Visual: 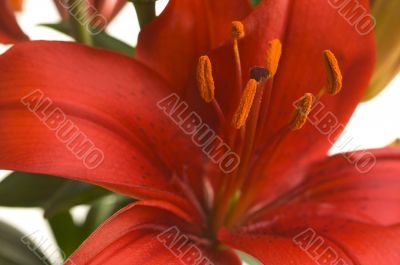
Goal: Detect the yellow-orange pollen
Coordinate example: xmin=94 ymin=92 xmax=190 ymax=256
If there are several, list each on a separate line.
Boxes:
xmin=265 ymin=39 xmax=282 ymax=78
xmin=231 ymin=79 xmax=258 ymax=129
xmin=289 ymin=93 xmax=314 ymax=130
xmin=231 ymin=21 xmax=245 ymax=40
xmin=323 ymin=50 xmax=343 ymax=96
xmin=196 ymin=55 xmax=215 ymax=103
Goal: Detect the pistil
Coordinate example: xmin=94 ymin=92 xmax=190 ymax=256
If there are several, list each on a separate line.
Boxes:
xmin=255 ymin=39 xmax=282 ymax=146
xmin=212 ymin=78 xmax=259 ymax=231
xmin=230 ymin=69 xmax=270 ymax=192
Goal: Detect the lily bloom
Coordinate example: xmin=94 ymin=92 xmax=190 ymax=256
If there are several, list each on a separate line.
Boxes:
xmin=1 ymin=0 xmax=399 ymax=264
xmin=54 ymin=0 xmax=127 ymax=28
xmin=0 ymin=0 xmax=126 ymax=45
xmin=0 ymin=0 xmax=28 ymax=44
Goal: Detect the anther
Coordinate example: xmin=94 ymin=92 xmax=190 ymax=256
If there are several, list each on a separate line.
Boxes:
xmin=196 ymin=55 xmax=215 ymax=103
xmin=231 ymin=21 xmax=245 ymax=98
xmin=289 ymin=93 xmax=314 ymax=130
xmin=232 ymin=79 xmax=258 ymax=129
xmin=323 ymin=50 xmax=342 ymax=96
xmin=231 ymin=21 xmax=245 ymax=40
xmin=265 ymin=39 xmax=282 ymax=78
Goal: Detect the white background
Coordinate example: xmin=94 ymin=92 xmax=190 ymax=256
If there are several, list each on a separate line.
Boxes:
xmin=0 ymin=0 xmax=399 ymax=263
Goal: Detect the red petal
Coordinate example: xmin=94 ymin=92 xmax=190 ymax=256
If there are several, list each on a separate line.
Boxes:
xmin=220 ymin=220 xmax=400 ymax=265
xmin=249 ymin=148 xmax=400 ymax=227
xmin=219 ymin=228 xmax=316 ymax=265
xmin=136 ymin=0 xmax=252 ymax=93
xmin=217 ymin=0 xmax=376 ymax=202
xmin=0 ymin=41 xmax=201 ymax=206
xmin=0 ymin=0 xmax=28 ymax=44
xmin=67 ymin=202 xmax=241 ymax=265
xmin=53 ymin=0 xmax=125 ymax=22
xmin=293 ymin=148 xmax=400 ymax=226
xmin=96 ymin=0 xmax=126 ymax=22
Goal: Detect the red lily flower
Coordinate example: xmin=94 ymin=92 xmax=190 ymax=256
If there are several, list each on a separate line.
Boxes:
xmin=0 ymin=0 xmax=28 ymax=44
xmin=54 ymin=0 xmax=127 ymax=26
xmin=1 ymin=0 xmax=399 ymax=264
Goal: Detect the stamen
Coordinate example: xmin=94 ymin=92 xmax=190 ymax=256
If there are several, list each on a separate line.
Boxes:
xmin=323 ymin=50 xmax=342 ymax=96
xmin=231 ymin=21 xmax=245 ymax=97
xmin=289 ymin=93 xmax=314 ymax=130
xmin=231 ymin=21 xmax=245 ymax=40
xmin=232 ymin=79 xmax=257 ymax=129
xmin=228 ymin=21 xmax=246 ymax=149
xmin=265 ymin=39 xmax=282 ymax=78
xmin=196 ymin=55 xmax=215 ymax=103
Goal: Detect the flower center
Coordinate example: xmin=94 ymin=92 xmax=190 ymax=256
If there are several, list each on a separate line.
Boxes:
xmin=195 ymin=21 xmax=343 ymax=233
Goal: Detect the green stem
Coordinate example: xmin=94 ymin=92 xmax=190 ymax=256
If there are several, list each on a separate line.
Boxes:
xmin=68 ymin=0 xmax=93 ymax=45
xmin=130 ymin=0 xmax=157 ymax=28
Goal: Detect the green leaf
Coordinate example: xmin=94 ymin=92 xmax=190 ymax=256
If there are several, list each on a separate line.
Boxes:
xmin=41 ymin=23 xmax=135 ymax=56
xmin=0 ymin=220 xmax=51 ymax=265
xmin=0 ymin=172 xmax=66 ymax=207
xmin=0 ymin=172 xmax=109 ymax=213
xmin=250 ymin=0 xmax=261 ymax=7
xmin=236 ymin=250 xmax=263 ymax=265
xmin=48 ymin=211 xmax=82 ymax=258
xmin=43 ymin=181 xmax=110 ymax=218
